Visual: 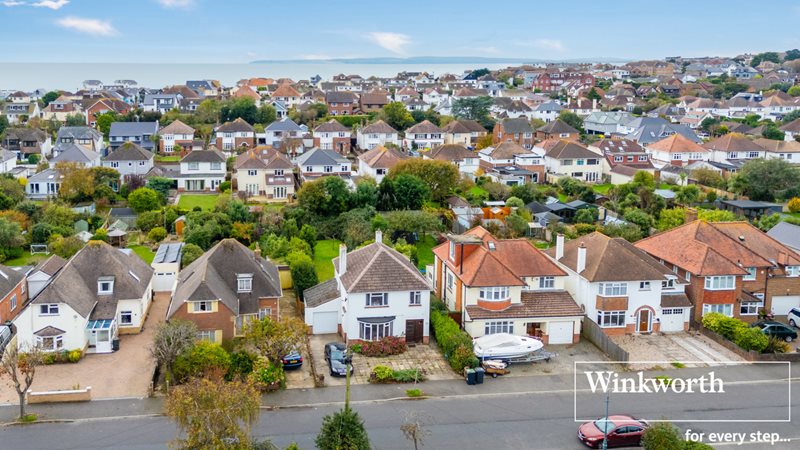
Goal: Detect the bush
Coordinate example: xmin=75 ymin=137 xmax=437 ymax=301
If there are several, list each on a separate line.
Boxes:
xmin=227 ymin=350 xmax=256 ymax=381
xmin=349 ymin=343 xmax=363 ymax=354
xmin=148 ymin=226 xmax=167 ymax=243
xmin=642 ymin=421 xmax=683 ymax=450
xmin=788 ymin=197 xmax=800 ymax=213
xmin=574 ymin=223 xmax=597 ymax=235
xmin=219 ymin=181 xmax=231 ymax=193
xmin=764 ymin=336 xmax=791 ymax=354
xmin=406 ymin=388 xmax=423 ymax=397
xmin=392 ymin=368 xmax=425 ymax=383
xmin=359 ymin=336 xmax=407 ymax=357
xmin=67 ymin=349 xmax=82 ymax=363
xmin=733 ymin=326 xmax=769 ymax=352
xmin=431 ymin=303 xmax=479 ymax=372
xmin=248 ymin=356 xmax=286 ymax=390
xmin=173 ymin=341 xmax=231 ymax=382
xmin=371 ymin=365 xmax=394 ymax=383
xmin=702 ymin=312 xmax=747 ymax=340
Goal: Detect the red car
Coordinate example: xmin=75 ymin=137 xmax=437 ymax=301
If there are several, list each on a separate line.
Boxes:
xmin=577 ymin=415 xmax=649 ymax=448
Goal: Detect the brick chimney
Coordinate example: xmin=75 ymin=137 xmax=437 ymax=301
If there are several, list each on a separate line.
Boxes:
xmin=338 ymin=244 xmax=347 ymax=275
xmin=685 ymin=207 xmax=698 ymax=223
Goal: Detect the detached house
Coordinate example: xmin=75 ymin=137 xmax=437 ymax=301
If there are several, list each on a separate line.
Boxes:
xmin=49 ymin=143 xmax=101 ymax=168
xmin=54 ymin=126 xmax=103 ymax=155
xmin=493 ymin=118 xmax=534 ymax=149
xmin=13 ymin=241 xmax=154 ymax=354
xmin=214 ymin=118 xmax=255 ymax=151
xmin=303 ymin=230 xmax=431 ymax=344
xmin=442 ymin=119 xmax=487 ymax=146
xmin=109 ymin=121 xmax=159 ymax=152
xmin=168 ymin=239 xmax=282 ymax=343
xmin=234 ymin=147 xmax=294 ymax=201
xmin=357 ymin=145 xmax=407 ymax=183
xmin=357 ymin=120 xmax=401 ymax=150
xmin=636 ymin=221 xmax=800 ymax=323
xmin=645 ymin=133 xmax=710 ymax=167
xmin=427 ymin=144 xmax=481 ymax=178
xmin=262 ymin=118 xmax=305 ymax=148
xmin=546 ymin=233 xmax=691 ymax=335
xmin=296 ymin=148 xmax=352 ymax=186
xmin=430 ymin=227 xmax=583 ymax=344
xmin=542 ymin=139 xmax=602 ymax=183
xmin=270 ymin=84 xmax=301 ymax=108
xmin=102 ymin=142 xmax=154 ymax=181
xmin=3 ymin=128 xmax=52 ymax=161
xmin=325 ymin=91 xmax=358 ymax=116
xmin=403 ymin=120 xmax=444 ymax=150
xmin=313 ymin=120 xmax=351 ymax=154
xmin=159 ymin=119 xmax=196 ymax=154
xmin=26 ymin=169 xmax=63 ymax=200
xmin=536 ymin=119 xmax=580 ymax=141
xmin=177 ymin=149 xmax=226 ymax=192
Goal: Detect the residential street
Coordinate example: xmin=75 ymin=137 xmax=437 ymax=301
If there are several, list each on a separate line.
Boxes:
xmin=2 ymin=366 xmax=798 ymax=450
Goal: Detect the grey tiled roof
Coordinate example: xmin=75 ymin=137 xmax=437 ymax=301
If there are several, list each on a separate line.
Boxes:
xmin=333 ymin=241 xmax=429 ymax=293
xmin=109 ymin=121 xmax=159 ymax=137
xmin=0 ymin=264 xmax=25 ymax=299
xmin=296 ymin=148 xmax=349 ymax=166
xmin=50 ymin=143 xmax=100 ymax=164
xmin=104 ymin=142 xmax=153 ymax=161
xmin=180 ymin=149 xmax=226 ymax=163
xmin=303 ymin=278 xmax=341 ymax=308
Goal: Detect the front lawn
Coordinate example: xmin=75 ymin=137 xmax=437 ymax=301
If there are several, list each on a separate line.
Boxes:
xmin=592 ymin=183 xmax=613 ymax=195
xmin=415 ymin=234 xmax=437 ymax=270
xmin=314 ymin=239 xmax=341 ymax=281
xmin=155 ymin=155 xmax=181 ymax=162
xmin=177 ymin=194 xmax=226 ymax=211
xmin=128 ymin=245 xmax=155 ymax=264
xmin=3 ymin=252 xmax=48 ymax=267
xmin=468 ymin=186 xmax=488 ymax=197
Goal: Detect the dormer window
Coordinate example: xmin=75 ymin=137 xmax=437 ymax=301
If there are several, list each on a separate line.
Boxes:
xmin=98 ymin=277 xmax=114 ymax=295
xmin=237 ymin=274 xmax=253 ymax=293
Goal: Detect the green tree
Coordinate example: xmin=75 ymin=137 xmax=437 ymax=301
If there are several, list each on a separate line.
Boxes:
xmin=601 ymin=222 xmax=643 ymax=242
xmin=0 ymin=116 xmax=9 ymax=137
xmin=150 ymin=320 xmax=198 ymax=387
xmin=94 ymin=112 xmax=118 ymax=139
xmin=287 ymin=251 xmax=318 ymax=300
xmin=452 ymin=96 xmax=494 ymax=124
xmin=785 ymin=49 xmax=800 ymax=61
xmin=697 ymin=209 xmax=739 ymax=222
xmin=0 ymin=217 xmax=24 ymax=261
xmin=220 ymin=97 xmax=259 ymax=124
xmin=676 ymin=185 xmax=700 ymax=204
xmin=148 ymin=226 xmax=167 ymax=242
xmin=147 ymin=177 xmax=174 ymax=200
xmin=49 ymin=235 xmax=85 ymax=259
xmin=256 ymin=104 xmax=277 ymax=125
xmin=181 ymin=243 xmax=204 ymax=267
xmin=389 ymin=159 xmax=459 ymax=202
xmin=385 ymin=174 xmax=430 ymax=210
xmin=128 ymin=187 xmax=162 ymax=213
xmin=509 ymin=183 xmax=541 ymax=204
xmin=315 ymin=407 xmax=371 ymax=450
xmin=623 ymin=208 xmax=655 ymax=236
xmin=558 ymin=111 xmax=584 ymax=132
xmin=731 ymin=159 xmax=800 ymax=201
xmin=585 ymin=88 xmax=602 ymax=101
xmin=574 ymin=208 xmax=599 ymax=224
xmin=657 ymin=208 xmax=686 ymax=231
xmin=750 ymin=52 xmax=781 ymax=67
xmin=641 ymin=421 xmax=683 ymax=450
xmin=788 ymin=85 xmax=800 ymax=97
xmin=756 ymin=213 xmax=781 ymax=232
xmin=380 ymin=102 xmax=415 ymax=131
xmin=195 ymin=99 xmax=221 ymax=124
xmin=173 ymin=341 xmax=232 ymax=381
xmin=40 ymin=91 xmax=60 ymax=107
xmin=352 ymin=178 xmax=379 ymax=209
xmin=296 ymin=176 xmax=352 ymax=216
xmin=299 ymin=224 xmax=317 ymax=253
xmin=761 ymin=125 xmax=785 ymax=141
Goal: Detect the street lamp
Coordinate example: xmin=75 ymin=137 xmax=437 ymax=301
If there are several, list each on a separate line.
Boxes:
xmin=602 ymin=389 xmax=611 ymax=450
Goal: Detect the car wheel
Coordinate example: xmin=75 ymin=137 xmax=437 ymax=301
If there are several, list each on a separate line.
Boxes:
xmin=790 ymin=319 xmax=797 ymax=327
xmin=785 ymin=335 xmax=793 ymax=342
xmin=330 ymin=369 xmax=336 ymax=376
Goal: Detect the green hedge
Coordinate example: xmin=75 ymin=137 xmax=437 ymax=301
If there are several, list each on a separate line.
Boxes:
xmin=702 ymin=312 xmax=769 ymax=353
xmin=430 ymin=301 xmax=479 ymax=372
xmin=324 ymin=115 xmax=371 ymax=128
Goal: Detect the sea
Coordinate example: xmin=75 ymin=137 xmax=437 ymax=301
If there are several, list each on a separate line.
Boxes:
xmin=0 ymin=62 xmax=517 ymax=92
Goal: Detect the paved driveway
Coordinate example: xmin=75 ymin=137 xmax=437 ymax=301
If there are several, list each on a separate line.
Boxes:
xmin=612 ymin=331 xmax=745 ymax=370
xmin=279 ymin=290 xmax=315 ymax=389
xmin=0 ymin=292 xmax=170 ymax=404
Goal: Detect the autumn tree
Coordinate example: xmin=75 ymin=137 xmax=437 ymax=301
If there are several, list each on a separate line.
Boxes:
xmin=55 ymin=162 xmax=95 ymax=202
xmin=150 ymin=320 xmax=198 ymax=387
xmin=0 ymin=345 xmax=45 ymax=421
xmin=388 ymin=159 xmax=460 ymax=202
xmin=165 ymin=371 xmax=261 ymax=450
xmin=242 ymin=317 xmax=307 ymax=364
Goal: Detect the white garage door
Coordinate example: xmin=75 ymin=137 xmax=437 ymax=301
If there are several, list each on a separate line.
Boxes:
xmin=152 ymin=272 xmax=176 ymax=292
xmin=312 ymin=311 xmax=338 ymax=334
xmin=772 ymin=296 xmax=800 ymax=316
xmin=548 ymin=321 xmax=574 ymax=344
xmin=660 ymin=308 xmax=685 ymax=333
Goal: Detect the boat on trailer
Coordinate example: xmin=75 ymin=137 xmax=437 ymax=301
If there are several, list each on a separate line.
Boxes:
xmin=472 ymin=333 xmax=544 ymax=360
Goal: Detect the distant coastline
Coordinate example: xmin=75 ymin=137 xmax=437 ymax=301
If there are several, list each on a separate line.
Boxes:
xmin=251 ymin=56 xmax=630 ymax=65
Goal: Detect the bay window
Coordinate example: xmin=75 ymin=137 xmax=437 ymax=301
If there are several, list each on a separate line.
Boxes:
xmin=704 ymin=276 xmax=735 ymax=290
xmin=359 ymin=319 xmax=392 ymax=341
xmin=599 ymin=282 xmax=627 ymax=297
xmin=478 ymin=286 xmax=510 ymax=301
xmin=36 ymin=335 xmax=64 ymax=351
xmin=703 ymin=303 xmax=733 ymax=317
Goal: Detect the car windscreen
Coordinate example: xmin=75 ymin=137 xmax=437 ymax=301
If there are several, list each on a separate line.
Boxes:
xmin=593 ymin=419 xmax=615 ymax=433
xmin=330 ymin=349 xmax=345 ymax=361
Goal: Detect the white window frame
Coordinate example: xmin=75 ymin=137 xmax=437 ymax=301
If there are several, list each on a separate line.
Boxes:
xmin=39 ymin=304 xmax=59 ymax=315
xmin=258 ymin=308 xmax=272 ymax=320
xmin=366 ymin=292 xmax=388 ymax=307
xmin=786 ymin=266 xmax=800 ymax=277
xmin=597 ymin=310 xmax=626 ymax=328
xmin=188 ymin=161 xmax=199 ymax=171
xmin=36 ymin=335 xmax=64 ymax=351
xmin=247 ymin=169 xmax=257 ymax=176
xmin=538 ymin=276 xmax=555 ymax=289
xmin=743 ymin=267 xmax=756 ymax=281
xmin=478 ymin=286 xmax=510 ymax=301
xmin=740 ymin=300 xmax=763 ymax=316
xmin=197 ymin=330 xmax=216 ymax=342
xmin=98 ymin=280 xmax=114 ymax=295
xmin=704 ymin=276 xmax=735 ymax=290
xmin=484 ymin=320 xmax=514 ymax=335
xmin=120 ymin=310 xmax=133 ymax=325
xmin=702 ymin=303 xmax=733 ymax=317
xmin=237 ymin=275 xmax=253 ymax=293
xmin=191 ymin=301 xmax=213 ymax=313
xmin=409 ymin=291 xmax=421 ymax=306
xmin=359 ymin=320 xmax=392 ymax=341
xmin=599 ymin=282 xmax=628 ymax=297
xmin=10 ymin=294 xmax=17 ymax=310
xmin=639 ymin=281 xmax=651 ymax=291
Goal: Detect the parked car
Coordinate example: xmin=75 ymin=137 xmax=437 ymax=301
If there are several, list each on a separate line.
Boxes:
xmin=0 ymin=325 xmax=12 ymax=355
xmin=281 ymin=350 xmax=303 ymax=369
xmin=577 ymin=415 xmax=648 ymax=448
xmin=324 ymin=342 xmax=353 ymax=377
xmin=788 ymin=308 xmax=800 ymax=328
xmin=751 ymin=320 xmax=798 ymax=342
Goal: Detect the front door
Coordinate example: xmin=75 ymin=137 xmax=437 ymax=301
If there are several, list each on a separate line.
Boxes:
xmin=637 ymin=309 xmax=651 ymax=333
xmin=405 ymin=319 xmax=423 ymax=344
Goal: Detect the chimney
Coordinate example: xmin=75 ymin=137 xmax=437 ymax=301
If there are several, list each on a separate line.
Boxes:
xmin=375 ymin=229 xmax=383 ymax=244
xmin=338 ymin=244 xmax=347 ymax=275
xmin=577 ymin=243 xmax=587 ymax=274
xmin=254 ymin=242 xmax=262 ymax=260
xmin=555 ymin=234 xmax=565 ymax=260
xmin=592 ymin=98 xmax=597 ymax=110
xmin=684 ymin=207 xmax=698 ymax=223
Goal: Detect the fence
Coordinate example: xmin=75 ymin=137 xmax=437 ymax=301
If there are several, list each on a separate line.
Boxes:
xmin=581 ymin=319 xmax=629 ymax=362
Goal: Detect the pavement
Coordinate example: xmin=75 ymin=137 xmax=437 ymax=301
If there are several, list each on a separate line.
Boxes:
xmin=613 ymin=331 xmax=745 ymax=370
xmin=0 ymin=292 xmax=170 ymax=404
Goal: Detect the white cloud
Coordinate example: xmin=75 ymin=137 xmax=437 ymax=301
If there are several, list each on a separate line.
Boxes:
xmin=56 ymin=16 xmax=117 ymax=36
xmin=514 ymin=38 xmax=566 ymax=53
xmin=33 ymin=0 xmax=69 ymax=9
xmin=157 ymin=0 xmax=194 ymax=8
xmin=2 ymin=1 xmax=26 ymax=6
xmin=366 ymin=32 xmax=411 ymax=55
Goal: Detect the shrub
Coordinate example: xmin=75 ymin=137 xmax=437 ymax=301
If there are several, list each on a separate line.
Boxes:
xmin=248 ymin=356 xmax=285 ymax=390
xmin=349 ymin=344 xmax=363 ymax=354
xmin=147 ymin=226 xmax=167 ymax=243
xmin=574 ymin=223 xmax=597 ymax=235
xmin=788 ymin=197 xmax=800 ymax=213
xmin=684 ymin=441 xmax=715 ymax=450
xmin=67 ymin=349 xmax=82 ymax=363
xmin=173 ymin=341 xmax=231 ymax=382
xmin=371 ymin=365 xmax=394 ymax=383
xmin=406 ymin=388 xmax=423 ymax=397
xmin=219 ymin=181 xmax=231 ymax=193
xmin=733 ymin=326 xmax=769 ymax=352
xmin=701 ymin=312 xmax=725 ymax=332
xmin=359 ymin=336 xmax=407 ymax=357
xmin=430 ymin=304 xmax=478 ymax=372
xmin=42 ymin=353 xmax=57 ymax=365
xmin=392 ymin=368 xmax=425 ymax=383
xmin=764 ymin=336 xmax=791 ymax=354
xmin=641 ymin=421 xmax=683 ymax=450
xmin=227 ymin=350 xmax=256 ymax=381
xmin=716 ymin=316 xmax=748 ymax=341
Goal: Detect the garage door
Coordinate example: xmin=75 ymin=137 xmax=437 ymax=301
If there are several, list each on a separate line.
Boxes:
xmin=548 ymin=321 xmax=574 ymax=344
xmin=660 ymin=308 xmax=685 ymax=333
xmin=312 ymin=311 xmax=338 ymax=334
xmin=152 ymin=272 xmax=176 ymax=292
xmin=772 ymin=296 xmax=800 ymax=316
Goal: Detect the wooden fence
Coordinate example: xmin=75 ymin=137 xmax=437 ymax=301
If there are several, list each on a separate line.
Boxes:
xmin=581 ymin=319 xmax=629 ymax=362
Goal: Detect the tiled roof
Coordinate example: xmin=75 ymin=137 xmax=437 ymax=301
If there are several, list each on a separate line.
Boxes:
xmin=360 ymin=120 xmax=397 ymax=135
xmin=181 ymin=149 xmax=226 ymax=163
xmin=661 ymin=293 xmax=692 ymax=308
xmin=334 ymin=241 xmax=429 ymax=293
xmin=544 ymin=140 xmax=598 ymax=159
xmin=104 ymin=142 xmax=153 ymax=161
xmin=429 ymin=144 xmax=474 ymax=162
xmin=159 ymin=119 xmax=195 ymax=135
xmin=500 ymin=118 xmax=533 ymax=134
xmin=406 ymin=120 xmax=443 ymax=135
xmin=703 ymin=133 xmax=761 ymax=152
xmin=271 ymin=84 xmax=300 ymax=98
xmin=216 ymin=117 xmax=254 ymax=133
xmin=647 ymin=133 xmax=708 ymax=154
xmin=537 ymin=119 xmax=578 ymax=135
xmin=314 ymin=119 xmax=350 ymax=133
xmin=486 ymin=141 xmax=532 ymax=159
xmin=466 ymin=290 xmax=582 ymax=319
xmin=303 ymin=278 xmax=340 ymax=308
xmin=358 ymin=145 xmax=407 ymax=168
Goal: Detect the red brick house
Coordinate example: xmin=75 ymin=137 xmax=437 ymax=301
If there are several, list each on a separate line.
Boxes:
xmin=85 ymin=98 xmax=131 ymax=127
xmin=214 ymin=118 xmax=255 ymax=151
xmin=492 ymin=118 xmax=534 ymax=149
xmin=0 ymin=264 xmax=27 ymax=324
xmin=325 ymin=91 xmax=358 ymax=116
xmin=167 ymin=239 xmax=282 ymax=342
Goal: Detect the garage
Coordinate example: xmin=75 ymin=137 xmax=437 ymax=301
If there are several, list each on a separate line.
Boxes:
xmin=312 ymin=311 xmax=339 ymax=334
xmin=547 ymin=321 xmax=574 ymax=344
xmin=660 ymin=308 xmax=686 ymax=333
xmin=771 ymin=296 xmax=800 ymax=316
xmin=151 ymin=243 xmax=183 ymax=293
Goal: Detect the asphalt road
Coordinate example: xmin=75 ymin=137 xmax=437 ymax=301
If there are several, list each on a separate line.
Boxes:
xmin=3 ymin=380 xmax=798 ymax=450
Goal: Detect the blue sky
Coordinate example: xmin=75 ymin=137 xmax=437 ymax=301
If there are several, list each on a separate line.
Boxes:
xmin=1 ymin=0 xmax=799 ymax=63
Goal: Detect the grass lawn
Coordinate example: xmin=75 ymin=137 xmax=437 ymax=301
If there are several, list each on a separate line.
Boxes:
xmin=177 ymin=193 xmax=227 ymax=211
xmin=3 ymin=252 xmax=48 ymax=267
xmin=558 ymin=193 xmax=569 ymax=203
xmin=155 ymin=155 xmax=181 ymax=162
xmin=128 ymin=245 xmax=155 ymax=264
xmin=592 ymin=183 xmax=613 ymax=195
xmin=415 ymin=234 xmax=438 ymax=270
xmin=314 ymin=239 xmax=341 ymax=281
xmin=469 ymin=186 xmax=488 ymax=197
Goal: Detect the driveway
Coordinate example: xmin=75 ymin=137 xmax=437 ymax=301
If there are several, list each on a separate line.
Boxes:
xmin=280 ymin=290 xmax=315 ymax=390
xmin=500 ymin=340 xmax=611 ymax=378
xmin=612 ymin=331 xmax=745 ymax=370
xmin=0 ymin=292 xmax=170 ymax=404
xmin=309 ymin=334 xmax=457 ymax=386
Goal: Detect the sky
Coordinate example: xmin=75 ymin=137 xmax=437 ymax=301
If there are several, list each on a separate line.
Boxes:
xmin=1 ymin=0 xmax=799 ymax=63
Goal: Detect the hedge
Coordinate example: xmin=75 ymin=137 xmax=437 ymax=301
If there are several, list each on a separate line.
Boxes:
xmin=430 ymin=301 xmax=479 ymax=372
xmin=702 ymin=312 xmax=769 ymax=353
xmin=324 ymin=115 xmax=371 ymax=128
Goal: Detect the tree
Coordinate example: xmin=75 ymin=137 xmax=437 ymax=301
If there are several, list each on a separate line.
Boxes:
xmin=452 ymin=96 xmax=494 ymax=123
xmin=287 ymin=251 xmax=318 ymax=300
xmin=389 ymin=159 xmax=460 ymax=202
xmin=384 ymin=210 xmax=442 ymax=237
xmin=136 ymin=210 xmax=164 ymax=232
xmin=585 ymin=88 xmax=602 ymax=101
xmin=697 ymin=209 xmax=738 ymax=222
xmin=731 ymin=159 xmax=800 ymax=201
xmin=128 ymin=187 xmax=162 ymax=213
xmin=0 ymin=217 xmax=24 ymax=261
xmin=574 ymin=208 xmax=599 ymax=224
xmin=756 ymin=213 xmax=781 ymax=232
xmin=148 ymin=226 xmax=167 ymax=242
xmin=65 ymin=114 xmax=86 ymax=126
xmin=256 ymin=104 xmax=277 ymax=125
xmin=0 ymin=345 xmax=45 ymax=421
xmin=750 ymin=52 xmax=781 ymax=67
xmin=623 ymin=209 xmax=655 ymax=236
xmin=0 ymin=116 xmax=9 ymax=137
xmin=241 ymin=317 xmax=307 ymax=364
xmin=165 ymin=372 xmax=260 ymax=450
xmin=95 ymin=112 xmax=118 ymax=138
xmin=299 ymin=224 xmax=317 ymax=253
xmin=601 ymin=222 xmax=644 ymax=242
xmin=788 ymin=85 xmax=800 ymax=97
xmin=150 ymin=320 xmax=198 ymax=387
xmin=676 ymin=185 xmax=700 ymax=205
xmin=40 ymin=91 xmax=60 ymax=107
xmin=380 ymin=102 xmax=415 ymax=131
xmin=384 ymin=174 xmax=430 ymax=210
xmin=657 ymin=208 xmax=686 ymax=231
xmin=55 ymin=162 xmax=95 ymax=202
xmin=220 ymin=97 xmax=259 ymax=124
xmin=505 ymin=196 xmax=524 ymax=208
xmin=49 ymin=235 xmax=85 ymax=259
xmin=483 ymin=182 xmax=511 ymax=201
xmin=786 ymin=49 xmax=800 ymax=61
xmin=296 ymin=176 xmax=351 ymax=216
xmin=641 ymin=421 xmax=683 ymax=450
xmin=401 ymin=411 xmax=431 ymax=450
xmin=691 ymin=168 xmax=725 ymax=189
xmin=509 ymin=183 xmax=541 ymax=204
xmin=181 ymin=243 xmax=204 ymax=267
xmin=782 ymin=109 xmax=800 ymax=125
xmin=761 ymin=125 xmax=785 ymax=141
xmin=352 ymin=178 xmax=379 ymax=209
xmin=558 ymin=110 xmax=584 ymax=132
xmin=315 ymin=406 xmax=371 ymax=450
xmin=147 ymin=177 xmax=174 ymax=200
xmin=476 ymin=134 xmax=493 ymax=150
